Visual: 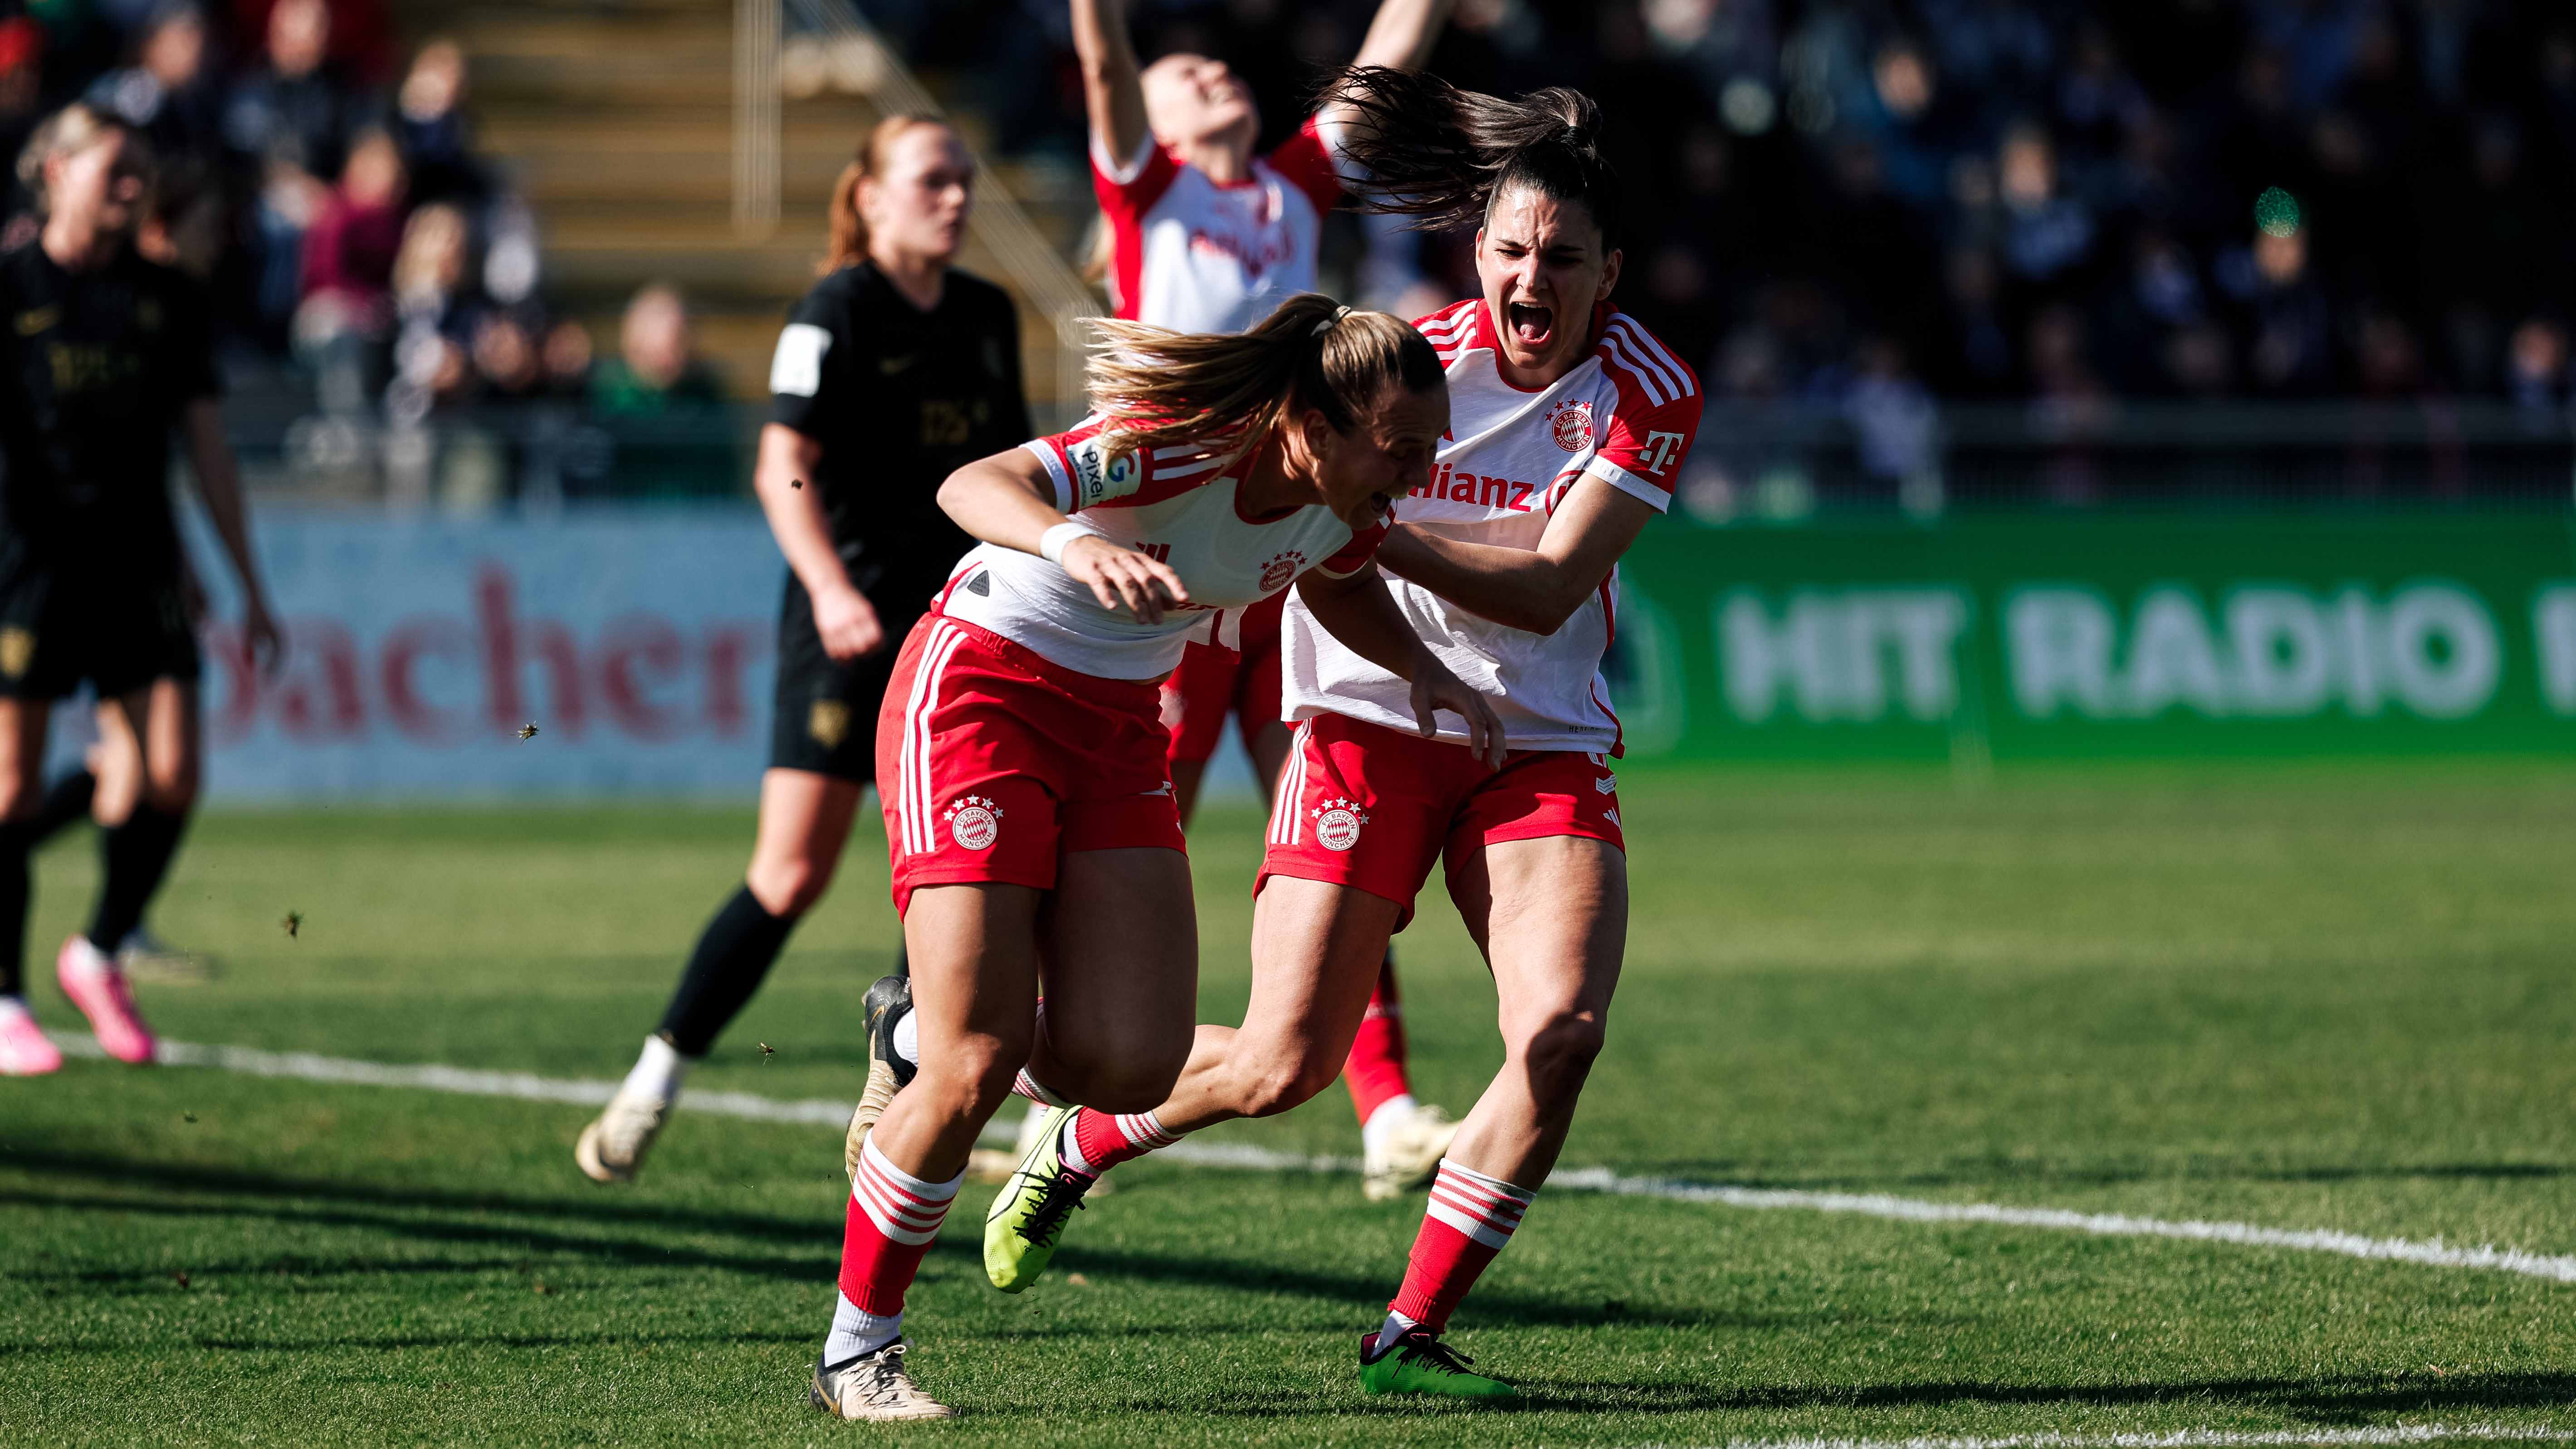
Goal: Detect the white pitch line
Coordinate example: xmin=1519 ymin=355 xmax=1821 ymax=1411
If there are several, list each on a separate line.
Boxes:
xmin=46 ymin=1034 xmax=2576 ymax=1286
xmin=1718 ymin=1428 xmax=2575 ymax=1449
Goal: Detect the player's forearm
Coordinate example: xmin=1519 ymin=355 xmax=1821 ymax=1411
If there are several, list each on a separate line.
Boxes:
xmin=183 ymin=401 xmax=270 ymax=606
xmin=1350 ymin=0 xmax=1454 ymax=71
xmin=752 ymin=423 xmax=857 ymax=601
xmin=1294 ymin=567 xmax=1441 ymax=683
xmin=1373 ymin=527 xmax=1595 ymax=634
xmin=937 ymin=450 xmax=1073 ymax=558
xmin=1070 ymin=0 xmax=1149 ymax=162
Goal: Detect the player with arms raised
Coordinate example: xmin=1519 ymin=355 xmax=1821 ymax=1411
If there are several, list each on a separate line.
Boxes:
xmin=984 ymin=72 xmax=1701 ymax=1401
xmin=1054 ymin=0 xmax=1464 ymax=1197
xmin=807 ymin=294 xmax=1500 ymax=1420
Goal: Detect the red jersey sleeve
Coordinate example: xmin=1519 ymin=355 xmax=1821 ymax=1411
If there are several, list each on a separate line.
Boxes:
xmin=1090 ymin=130 xmax=1183 ymax=321
xmin=1264 ymin=115 xmax=1345 ymax=219
xmin=1313 ymin=518 xmax=1390 ymax=578
xmin=1588 ymin=316 xmax=1705 ymax=511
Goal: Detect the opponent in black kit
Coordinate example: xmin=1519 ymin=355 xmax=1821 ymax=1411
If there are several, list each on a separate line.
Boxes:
xmin=0 ymin=105 xmax=284 ymax=1077
xmin=577 ymin=114 xmax=1029 ymax=1180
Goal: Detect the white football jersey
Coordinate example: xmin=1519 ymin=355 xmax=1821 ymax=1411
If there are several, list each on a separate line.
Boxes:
xmin=935 ymin=416 xmax=1387 ymax=680
xmin=1092 ymin=118 xmax=1349 ymax=336
xmin=1280 ymin=300 xmax=1703 ymax=754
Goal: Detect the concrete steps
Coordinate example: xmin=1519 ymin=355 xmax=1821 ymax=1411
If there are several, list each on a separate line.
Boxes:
xmin=387 ymin=0 xmax=1096 ymax=414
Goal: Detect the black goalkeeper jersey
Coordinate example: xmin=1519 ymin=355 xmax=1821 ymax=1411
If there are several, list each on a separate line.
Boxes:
xmin=767 ymin=262 xmax=1031 ymax=608
xmin=0 ymin=240 xmax=218 ymax=571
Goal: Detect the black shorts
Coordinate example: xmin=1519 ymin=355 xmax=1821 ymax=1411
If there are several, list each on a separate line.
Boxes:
xmin=768 ymin=572 xmax=923 ymax=784
xmin=0 ymin=544 xmax=200 ymax=701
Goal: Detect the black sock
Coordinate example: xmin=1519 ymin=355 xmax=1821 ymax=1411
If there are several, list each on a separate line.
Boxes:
xmin=655 ymin=885 xmax=801 ymax=1057
xmin=28 ymin=769 xmax=96 ymax=848
xmin=88 ymin=805 xmax=188 ymax=953
xmin=0 ymin=819 xmax=33 ymax=999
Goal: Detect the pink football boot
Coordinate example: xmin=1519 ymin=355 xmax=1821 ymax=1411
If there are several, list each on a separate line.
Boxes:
xmin=56 ymin=935 xmax=156 ymax=1064
xmin=0 ymin=1001 xmax=61 ymax=1075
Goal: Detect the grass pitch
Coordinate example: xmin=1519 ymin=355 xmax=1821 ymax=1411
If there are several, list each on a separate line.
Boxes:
xmin=4 ymin=761 xmax=2574 ymax=1445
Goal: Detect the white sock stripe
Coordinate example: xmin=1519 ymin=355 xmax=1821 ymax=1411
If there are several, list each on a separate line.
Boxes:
xmin=1427 ymin=1179 xmax=1527 ymax=1233
xmin=852 ymin=1175 xmax=951 ymax=1245
xmin=1013 ymin=1069 xmax=1072 ymax=1109
xmin=1437 ymin=1159 xmax=1536 ymax=1204
xmin=852 ymin=1162 xmax=955 ymax=1236
xmin=1115 ymin=1111 xmax=1178 ymax=1149
xmin=860 ymin=1135 xmax=965 ymax=1202
xmin=1424 ymin=1197 xmax=1518 ymax=1249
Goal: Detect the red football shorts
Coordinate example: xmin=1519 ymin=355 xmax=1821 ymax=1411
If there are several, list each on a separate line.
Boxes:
xmin=1159 ymin=591 xmax=1287 ymax=766
xmin=877 ymin=615 xmax=1185 ymax=915
xmin=1258 ymin=711 xmax=1626 ymax=929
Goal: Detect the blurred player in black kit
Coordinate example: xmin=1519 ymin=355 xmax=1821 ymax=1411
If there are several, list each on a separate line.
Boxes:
xmin=577 ymin=113 xmax=1029 ymax=1181
xmin=0 ymin=104 xmax=284 ymax=1077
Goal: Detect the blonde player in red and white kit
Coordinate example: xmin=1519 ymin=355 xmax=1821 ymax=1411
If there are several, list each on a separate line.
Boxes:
xmin=989 ymin=73 xmax=1701 ymax=1401
xmin=808 ymin=294 xmax=1501 ymax=1422
xmin=1063 ymin=0 xmax=1465 ymax=1199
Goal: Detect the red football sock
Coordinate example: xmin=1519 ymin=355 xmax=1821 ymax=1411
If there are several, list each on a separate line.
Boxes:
xmin=1343 ymin=952 xmax=1412 ymax=1126
xmin=1388 ymin=1159 xmax=1535 ymax=1333
xmin=1065 ymin=1106 xmax=1180 ymax=1175
xmin=837 ymin=1137 xmax=961 ymax=1315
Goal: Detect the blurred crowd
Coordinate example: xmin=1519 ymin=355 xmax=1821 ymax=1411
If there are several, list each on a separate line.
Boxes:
xmin=0 ymin=0 xmax=728 ymax=490
xmin=897 ymin=0 xmax=2576 ymax=415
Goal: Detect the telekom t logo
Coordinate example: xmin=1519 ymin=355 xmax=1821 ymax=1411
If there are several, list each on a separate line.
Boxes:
xmin=1638 ymin=431 xmax=1687 ymax=475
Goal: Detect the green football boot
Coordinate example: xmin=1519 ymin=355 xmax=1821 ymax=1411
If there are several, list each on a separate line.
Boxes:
xmin=1357 ymin=1327 xmax=1519 ymax=1400
xmin=982 ymin=1104 xmax=1094 ymax=1292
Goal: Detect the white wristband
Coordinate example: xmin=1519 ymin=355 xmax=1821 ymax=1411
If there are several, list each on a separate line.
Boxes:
xmin=1038 ymin=522 xmax=1089 ymax=565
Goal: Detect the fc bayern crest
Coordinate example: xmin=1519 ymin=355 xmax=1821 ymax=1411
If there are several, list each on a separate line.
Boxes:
xmin=945 ymin=795 xmax=1003 ymax=851
xmin=1312 ymin=797 xmax=1369 ymax=852
xmin=1548 ymin=399 xmax=1594 ymax=453
xmin=1259 ymin=551 xmax=1307 ymax=592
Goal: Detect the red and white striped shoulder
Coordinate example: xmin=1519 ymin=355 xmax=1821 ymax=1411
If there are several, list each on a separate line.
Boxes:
xmin=1412 ymin=299 xmax=1486 ymax=366
xmin=1591 ymin=309 xmax=1701 ymax=411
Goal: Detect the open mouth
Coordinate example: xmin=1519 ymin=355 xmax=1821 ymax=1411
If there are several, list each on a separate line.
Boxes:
xmin=1506 ymin=301 xmax=1555 ymax=349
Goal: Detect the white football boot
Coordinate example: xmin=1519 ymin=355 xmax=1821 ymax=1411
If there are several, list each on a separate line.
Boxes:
xmin=1362 ymin=1101 xmax=1460 ymax=1202
xmin=575 ymin=1087 xmax=670 ymax=1183
xmin=810 ymin=1340 xmax=956 ymax=1421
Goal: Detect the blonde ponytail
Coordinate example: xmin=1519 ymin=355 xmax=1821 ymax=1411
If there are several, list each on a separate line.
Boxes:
xmin=1085 ymin=293 xmax=1444 ymax=465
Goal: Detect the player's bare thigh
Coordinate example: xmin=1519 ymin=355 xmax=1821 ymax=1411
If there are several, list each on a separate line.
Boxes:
xmin=1441 ymin=834 xmax=1628 ymax=1183
xmin=1226 ymin=875 xmax=1399 ymax=1115
xmin=1028 ymin=846 xmax=1197 ymax=1114
xmin=873 ymin=880 xmax=1045 ymax=1174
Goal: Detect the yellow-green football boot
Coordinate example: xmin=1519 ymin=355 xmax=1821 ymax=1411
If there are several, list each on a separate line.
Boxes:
xmin=982 ymin=1104 xmax=1094 ymax=1292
